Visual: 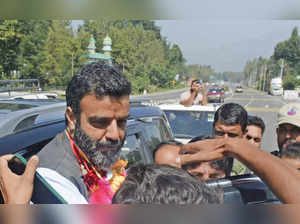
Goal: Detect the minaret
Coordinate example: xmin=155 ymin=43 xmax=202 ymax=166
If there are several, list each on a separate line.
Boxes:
xmin=102 ymin=35 xmax=112 ymax=57
xmin=88 ymin=35 xmax=96 ymax=54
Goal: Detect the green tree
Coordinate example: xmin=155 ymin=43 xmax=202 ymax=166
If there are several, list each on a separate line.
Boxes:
xmin=39 ymin=20 xmax=76 ymax=87
xmin=0 ymin=20 xmax=23 ymax=76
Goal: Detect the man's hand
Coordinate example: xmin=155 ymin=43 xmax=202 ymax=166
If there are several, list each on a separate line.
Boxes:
xmin=0 ymin=155 xmax=39 ymax=204
xmin=191 ymin=82 xmax=201 ymax=93
xmin=179 ymin=139 xmax=227 ymax=165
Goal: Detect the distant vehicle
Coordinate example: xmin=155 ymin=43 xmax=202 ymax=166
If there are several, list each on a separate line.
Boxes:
xmin=207 ymin=88 xmax=225 ymax=103
xmin=0 ymin=92 xmax=59 ymax=100
xmin=11 ymin=93 xmax=58 ymax=100
xmin=269 ymin=77 xmax=283 ymax=96
xmin=159 ymin=104 xmax=219 ymax=144
xmin=235 ymin=86 xmax=243 ymax=93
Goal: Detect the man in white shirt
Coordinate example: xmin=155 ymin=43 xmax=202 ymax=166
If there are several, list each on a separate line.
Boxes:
xmin=180 ymin=79 xmax=207 ymax=106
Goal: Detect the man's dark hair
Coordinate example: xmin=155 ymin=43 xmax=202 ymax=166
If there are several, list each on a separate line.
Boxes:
xmin=112 ymin=164 xmax=223 ymax=204
xmin=281 ymin=142 xmax=300 ymax=159
xmin=213 ymin=103 xmax=248 ymax=133
xmin=66 ymin=62 xmax=131 ymax=117
xmin=153 ymin=140 xmax=183 ymax=160
xmin=186 ymin=135 xmax=233 ymax=177
xmin=247 ymin=116 xmax=265 ymax=135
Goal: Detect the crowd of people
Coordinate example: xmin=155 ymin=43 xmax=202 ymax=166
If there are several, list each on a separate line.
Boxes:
xmin=1 ymin=62 xmax=300 ymax=204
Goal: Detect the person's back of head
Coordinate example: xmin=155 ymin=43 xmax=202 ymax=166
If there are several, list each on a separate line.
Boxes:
xmin=213 ymin=103 xmax=248 ymax=133
xmin=112 ymin=164 xmax=223 ymax=204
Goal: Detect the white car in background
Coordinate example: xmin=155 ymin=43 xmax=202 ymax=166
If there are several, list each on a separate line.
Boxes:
xmin=159 ymin=104 xmax=220 ymax=144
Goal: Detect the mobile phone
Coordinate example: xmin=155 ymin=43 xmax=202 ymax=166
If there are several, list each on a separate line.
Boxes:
xmin=0 ymin=153 xmax=67 ymax=204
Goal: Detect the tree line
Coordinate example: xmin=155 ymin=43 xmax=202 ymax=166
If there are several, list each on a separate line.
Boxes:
xmin=0 ymin=20 xmax=188 ymax=94
xmin=244 ymin=27 xmax=300 ymax=91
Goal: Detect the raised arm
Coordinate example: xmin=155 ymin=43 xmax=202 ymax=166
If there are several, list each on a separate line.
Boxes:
xmin=180 ymin=138 xmax=300 ymax=203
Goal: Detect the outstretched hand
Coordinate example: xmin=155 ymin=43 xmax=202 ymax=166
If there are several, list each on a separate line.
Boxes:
xmin=179 ymin=139 xmax=227 ymax=165
xmin=0 ymin=155 xmax=39 ymax=204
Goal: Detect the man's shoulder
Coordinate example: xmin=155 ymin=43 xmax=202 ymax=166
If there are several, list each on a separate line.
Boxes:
xmin=38 ymin=131 xmax=76 ymax=172
xmin=37 ymin=131 xmax=89 ymax=199
xmin=37 ymin=168 xmax=88 ymax=204
xmin=180 ymin=90 xmax=191 ymax=99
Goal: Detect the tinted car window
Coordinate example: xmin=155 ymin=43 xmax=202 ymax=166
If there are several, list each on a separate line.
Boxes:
xmin=142 ymin=117 xmax=173 ymax=152
xmin=209 ymin=88 xmax=221 ymax=93
xmin=121 ymin=133 xmax=143 ymax=167
xmin=164 ymin=110 xmax=214 ymax=139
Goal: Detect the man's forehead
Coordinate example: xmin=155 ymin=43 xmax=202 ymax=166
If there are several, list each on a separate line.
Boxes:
xmin=215 ymin=121 xmax=242 ymax=130
xmin=247 ymin=125 xmax=262 ymax=133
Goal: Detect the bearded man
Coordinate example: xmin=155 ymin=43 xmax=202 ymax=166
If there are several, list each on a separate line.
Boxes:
xmin=34 ymin=62 xmax=131 ymax=203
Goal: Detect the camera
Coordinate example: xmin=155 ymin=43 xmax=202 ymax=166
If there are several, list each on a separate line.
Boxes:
xmin=195 ymin=80 xmax=202 ymax=85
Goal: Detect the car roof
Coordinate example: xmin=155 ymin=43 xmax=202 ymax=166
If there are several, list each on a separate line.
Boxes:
xmin=158 ymin=104 xmax=220 ymax=112
xmin=130 ymin=104 xmax=164 ymax=119
xmin=0 ymin=102 xmax=66 ymax=137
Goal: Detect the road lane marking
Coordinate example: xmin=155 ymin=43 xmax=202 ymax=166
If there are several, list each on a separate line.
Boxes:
xmin=245 ymin=107 xmax=280 ymax=112
xmin=228 ymin=98 xmax=284 ymax=102
xmin=244 ymin=96 xmax=254 ymax=108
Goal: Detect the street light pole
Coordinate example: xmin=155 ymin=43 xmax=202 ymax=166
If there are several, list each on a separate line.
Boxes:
xmin=280 ymin=59 xmax=284 ymax=79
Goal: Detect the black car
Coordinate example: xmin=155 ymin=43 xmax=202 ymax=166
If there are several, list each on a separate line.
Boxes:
xmin=0 ymin=100 xmax=173 ymax=167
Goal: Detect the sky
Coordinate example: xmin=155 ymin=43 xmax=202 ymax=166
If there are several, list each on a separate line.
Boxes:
xmin=156 ymin=20 xmax=300 ymax=73
xmin=72 ymin=0 xmax=300 ymax=73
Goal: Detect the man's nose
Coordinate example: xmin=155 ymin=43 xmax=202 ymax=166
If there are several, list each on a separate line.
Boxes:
xmin=105 ymin=120 xmax=120 ymax=141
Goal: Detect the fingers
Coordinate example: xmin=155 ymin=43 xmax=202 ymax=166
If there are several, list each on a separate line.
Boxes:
xmin=180 ymin=139 xmax=225 ymax=154
xmin=180 ymin=148 xmax=226 ymax=165
xmin=23 ymin=156 xmax=39 ymax=184
xmin=0 ymin=157 xmax=9 ymax=177
xmin=1 ymin=155 xmax=14 ymax=161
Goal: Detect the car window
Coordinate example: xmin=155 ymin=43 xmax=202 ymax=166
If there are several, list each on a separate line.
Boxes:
xmin=142 ymin=117 xmax=173 ymax=153
xmin=209 ymin=88 xmax=220 ymax=92
xmin=164 ymin=110 xmax=214 ymax=139
xmin=121 ymin=133 xmax=144 ymax=167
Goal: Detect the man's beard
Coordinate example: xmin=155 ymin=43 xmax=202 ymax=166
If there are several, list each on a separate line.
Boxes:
xmin=73 ymin=122 xmax=124 ymax=170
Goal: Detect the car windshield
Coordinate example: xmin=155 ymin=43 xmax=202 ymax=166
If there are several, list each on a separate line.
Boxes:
xmin=164 ymin=110 xmax=214 ymax=139
xmin=209 ymin=88 xmax=220 ymax=93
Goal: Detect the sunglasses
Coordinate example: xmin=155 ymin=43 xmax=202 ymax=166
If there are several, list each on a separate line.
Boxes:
xmin=246 ymin=135 xmax=261 ymax=143
xmin=214 ymin=130 xmax=239 ymax=138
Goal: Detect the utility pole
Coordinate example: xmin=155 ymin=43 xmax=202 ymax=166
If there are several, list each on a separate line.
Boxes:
xmin=263 ymin=64 xmax=267 ymax=92
xmin=280 ymin=59 xmax=284 ymax=79
xmin=72 ymin=53 xmax=74 ymax=76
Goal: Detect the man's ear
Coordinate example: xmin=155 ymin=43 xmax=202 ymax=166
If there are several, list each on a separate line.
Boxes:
xmin=66 ymin=107 xmax=77 ymax=134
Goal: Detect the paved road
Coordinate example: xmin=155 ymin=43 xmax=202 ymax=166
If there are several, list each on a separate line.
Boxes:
xmin=224 ymin=89 xmax=289 ymax=153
